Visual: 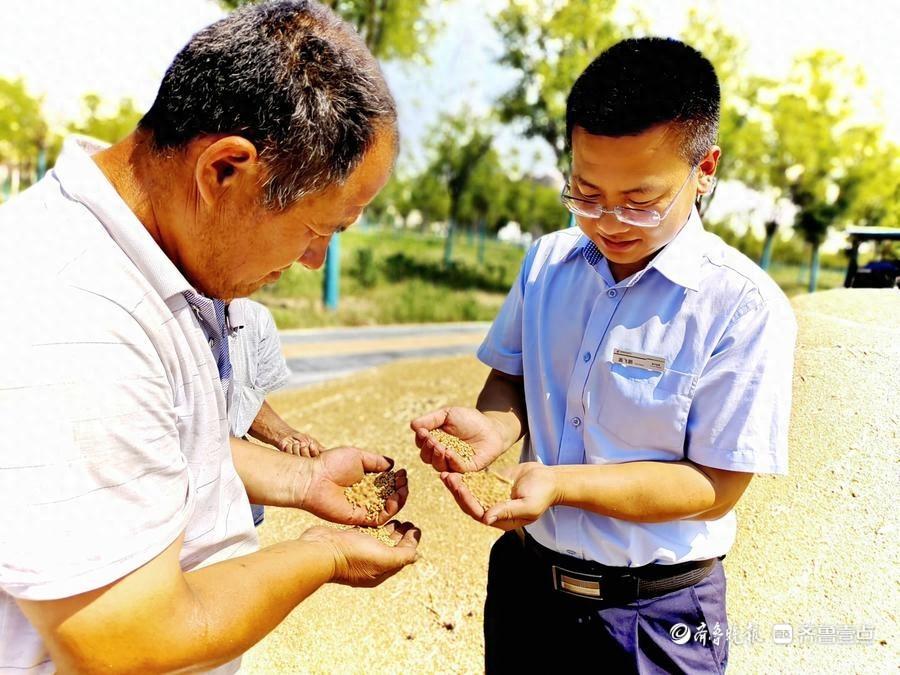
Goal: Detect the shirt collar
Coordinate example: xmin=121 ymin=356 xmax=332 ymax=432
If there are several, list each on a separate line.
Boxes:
xmin=51 ymin=135 xmax=195 ymax=301
xmin=561 ymin=208 xmax=705 ymax=292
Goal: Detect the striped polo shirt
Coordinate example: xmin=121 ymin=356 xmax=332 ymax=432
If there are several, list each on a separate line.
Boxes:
xmin=0 ymin=136 xmax=258 ymax=674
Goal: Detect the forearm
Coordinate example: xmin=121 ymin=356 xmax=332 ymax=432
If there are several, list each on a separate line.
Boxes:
xmin=230 ymin=435 xmax=306 ymax=507
xmin=247 ymin=400 xmax=294 ymax=447
xmin=29 ymin=537 xmax=335 ymax=675
xmin=553 ymin=460 xmax=719 ymax=523
xmin=174 ymin=539 xmax=334 ymax=672
xmin=476 ymin=369 xmax=527 ymax=449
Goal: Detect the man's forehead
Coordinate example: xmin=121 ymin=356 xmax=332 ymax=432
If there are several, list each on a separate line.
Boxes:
xmin=572 ymin=124 xmax=682 ymax=164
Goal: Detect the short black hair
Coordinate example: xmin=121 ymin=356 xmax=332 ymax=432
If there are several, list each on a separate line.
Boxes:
xmin=565 ymin=37 xmax=719 ymax=165
xmin=139 ymin=0 xmax=396 ymax=209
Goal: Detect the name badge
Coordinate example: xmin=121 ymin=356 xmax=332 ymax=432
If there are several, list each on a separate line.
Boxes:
xmin=612 ymin=348 xmax=666 ymax=373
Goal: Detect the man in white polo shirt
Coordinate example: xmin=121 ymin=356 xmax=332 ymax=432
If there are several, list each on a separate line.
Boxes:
xmin=0 ymin=3 xmax=418 ymax=673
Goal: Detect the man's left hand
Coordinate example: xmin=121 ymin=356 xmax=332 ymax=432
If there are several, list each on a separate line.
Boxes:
xmin=440 ymin=462 xmax=560 ymax=531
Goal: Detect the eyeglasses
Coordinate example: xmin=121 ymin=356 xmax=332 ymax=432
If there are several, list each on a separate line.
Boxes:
xmin=560 ymin=165 xmax=698 ymax=228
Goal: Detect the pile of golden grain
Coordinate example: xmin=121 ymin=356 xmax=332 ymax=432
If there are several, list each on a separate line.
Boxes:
xmin=344 ymin=470 xmax=397 ymax=521
xmin=430 ymin=429 xmax=475 ymax=462
xmin=462 ymin=470 xmax=513 ymax=510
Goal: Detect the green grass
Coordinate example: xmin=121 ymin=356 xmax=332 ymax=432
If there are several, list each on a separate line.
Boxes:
xmin=253 ymin=226 xmax=850 ymax=328
xmin=253 ymin=227 xmax=524 ymax=328
xmin=766 ymin=262 xmax=846 ymax=297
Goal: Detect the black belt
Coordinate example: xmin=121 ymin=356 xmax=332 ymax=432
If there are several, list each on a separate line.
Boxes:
xmin=516 ymin=528 xmax=720 ymax=602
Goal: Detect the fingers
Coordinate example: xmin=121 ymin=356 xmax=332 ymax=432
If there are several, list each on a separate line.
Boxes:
xmin=359 ymin=449 xmax=394 ymax=474
xmin=440 ymin=472 xmax=485 ymax=522
xmin=416 ymin=429 xmax=469 ymax=473
xmin=378 ymin=470 xmax=409 ymax=523
xmin=410 ymin=408 xmax=449 ymax=435
xmin=483 ymin=498 xmax=535 ymax=529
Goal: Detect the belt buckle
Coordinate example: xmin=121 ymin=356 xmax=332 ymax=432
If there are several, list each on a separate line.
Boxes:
xmin=552 ymin=564 xmax=604 ymax=600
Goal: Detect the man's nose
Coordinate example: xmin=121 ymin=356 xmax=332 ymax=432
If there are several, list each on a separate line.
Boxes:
xmin=298 ymin=237 xmax=330 ymax=270
xmin=596 ymin=212 xmax=633 ymax=236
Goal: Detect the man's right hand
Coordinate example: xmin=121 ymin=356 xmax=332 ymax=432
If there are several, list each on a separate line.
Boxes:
xmin=410 ymin=406 xmax=508 ymax=473
xmin=299 ymin=522 xmax=421 ymax=587
xmin=294 ymin=446 xmax=409 ymax=526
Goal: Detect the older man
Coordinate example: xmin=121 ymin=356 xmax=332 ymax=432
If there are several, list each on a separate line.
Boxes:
xmin=0 ymin=2 xmax=418 ymax=673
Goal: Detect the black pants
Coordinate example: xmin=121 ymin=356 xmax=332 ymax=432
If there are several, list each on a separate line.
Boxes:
xmin=484 ymin=531 xmax=729 ymax=674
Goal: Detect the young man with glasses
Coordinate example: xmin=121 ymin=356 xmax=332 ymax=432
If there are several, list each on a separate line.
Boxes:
xmin=412 ymin=37 xmax=796 ymax=672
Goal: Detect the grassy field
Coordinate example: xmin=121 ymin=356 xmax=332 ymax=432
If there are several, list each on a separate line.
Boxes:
xmin=254 ymin=227 xmax=848 ymax=328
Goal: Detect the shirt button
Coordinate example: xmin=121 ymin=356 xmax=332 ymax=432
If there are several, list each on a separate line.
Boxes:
xmin=607 ymin=289 xmax=618 ymax=298
xmin=566 ymin=550 xmax=577 ymax=555
xmin=583 ymin=351 xmax=591 ymax=362
xmin=208 ymin=338 xmax=215 ymax=348
xmin=572 ymin=417 xmax=582 ymax=427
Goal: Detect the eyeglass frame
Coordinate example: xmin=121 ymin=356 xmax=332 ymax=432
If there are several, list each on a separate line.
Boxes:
xmin=560 ymin=165 xmax=700 ymax=228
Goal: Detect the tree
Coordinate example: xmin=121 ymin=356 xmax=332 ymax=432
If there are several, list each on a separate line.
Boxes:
xmin=763 ymin=50 xmax=884 ymax=291
xmin=217 ymin=0 xmax=443 ymax=63
xmin=0 ymin=77 xmax=52 ymax=196
xmin=0 ymin=78 xmax=48 ymax=161
xmin=67 ymin=94 xmax=144 ymax=144
xmin=420 ymin=111 xmax=495 ymax=265
xmin=493 ymin=0 xmax=647 ymax=170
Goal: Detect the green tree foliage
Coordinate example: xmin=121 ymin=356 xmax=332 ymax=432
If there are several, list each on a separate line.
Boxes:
xmin=0 ymin=77 xmax=48 ymax=164
xmin=680 ymin=10 xmax=770 ymax=190
xmin=67 ymin=94 xmax=143 ymax=144
xmin=217 ymin=0 xmax=443 ymax=63
xmin=493 ymin=0 xmax=647 ymax=169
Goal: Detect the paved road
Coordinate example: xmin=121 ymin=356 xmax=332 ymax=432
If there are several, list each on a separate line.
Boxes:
xmin=279 ymin=322 xmax=490 ymax=387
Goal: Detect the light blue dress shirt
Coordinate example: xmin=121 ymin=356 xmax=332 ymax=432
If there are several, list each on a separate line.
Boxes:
xmin=477 ymin=209 xmax=797 ymax=566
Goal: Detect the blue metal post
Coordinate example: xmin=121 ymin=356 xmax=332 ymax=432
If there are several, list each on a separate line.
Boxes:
xmin=808 ymin=245 xmax=820 ymax=293
xmin=760 ymin=233 xmax=775 ymax=271
xmin=323 ymin=233 xmax=340 ymax=310
xmin=443 ymin=220 xmax=455 ymax=267
xmin=37 ymin=149 xmax=47 ymax=181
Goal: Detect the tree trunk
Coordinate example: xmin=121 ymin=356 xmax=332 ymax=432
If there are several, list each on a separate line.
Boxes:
xmin=808 ymin=243 xmax=820 ymax=293
xmin=760 ymin=221 xmax=777 ymax=271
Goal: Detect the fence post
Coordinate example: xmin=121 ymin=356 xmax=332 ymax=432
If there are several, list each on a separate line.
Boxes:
xmin=323 ymin=234 xmax=340 ymax=310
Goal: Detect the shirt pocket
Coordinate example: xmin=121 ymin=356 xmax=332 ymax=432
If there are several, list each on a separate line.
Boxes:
xmin=596 ymin=361 xmax=697 ymax=451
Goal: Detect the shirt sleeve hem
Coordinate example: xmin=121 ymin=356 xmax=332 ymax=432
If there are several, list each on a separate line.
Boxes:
xmin=688 ymin=450 xmax=788 ymax=476
xmin=2 ymin=493 xmax=195 ymax=601
xmin=476 ymin=345 xmax=524 ymax=377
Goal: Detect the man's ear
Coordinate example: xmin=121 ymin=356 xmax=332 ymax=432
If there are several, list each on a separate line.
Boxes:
xmin=697 ymin=145 xmax=721 ymax=195
xmin=194 ymin=136 xmax=260 ymax=206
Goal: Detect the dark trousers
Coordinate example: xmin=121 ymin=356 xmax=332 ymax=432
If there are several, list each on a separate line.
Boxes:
xmin=484 ymin=531 xmax=729 ymax=674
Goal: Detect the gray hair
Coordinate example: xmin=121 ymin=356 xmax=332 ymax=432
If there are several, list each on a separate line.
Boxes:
xmin=139 ymin=0 xmax=397 ymax=209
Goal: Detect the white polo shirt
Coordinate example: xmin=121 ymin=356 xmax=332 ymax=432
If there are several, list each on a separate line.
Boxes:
xmin=226 ymin=299 xmax=291 ymax=439
xmin=0 ymin=137 xmax=258 ymax=673
xmin=478 ymin=209 xmax=796 ymax=567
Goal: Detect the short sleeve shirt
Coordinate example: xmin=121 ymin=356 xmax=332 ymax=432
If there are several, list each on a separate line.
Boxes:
xmin=226 ymin=299 xmax=292 ymax=438
xmin=477 ymin=209 xmax=797 ymax=566
xmin=0 ymin=137 xmax=258 ymax=673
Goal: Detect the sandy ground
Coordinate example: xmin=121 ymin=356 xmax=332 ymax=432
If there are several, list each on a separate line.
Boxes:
xmin=243 ymin=288 xmax=899 ymax=674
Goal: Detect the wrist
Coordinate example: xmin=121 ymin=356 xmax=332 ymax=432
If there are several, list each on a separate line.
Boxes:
xmin=545 ymin=465 xmax=569 ymax=508
xmin=482 ymin=410 xmax=517 ymax=450
xmin=294 ymin=538 xmax=340 ymax=584
xmin=289 ymin=455 xmax=315 ymax=510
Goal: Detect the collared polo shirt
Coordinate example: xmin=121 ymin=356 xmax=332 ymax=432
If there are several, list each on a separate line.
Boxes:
xmin=0 ymin=136 xmax=257 ymax=673
xmin=477 ymin=209 xmax=796 ymax=566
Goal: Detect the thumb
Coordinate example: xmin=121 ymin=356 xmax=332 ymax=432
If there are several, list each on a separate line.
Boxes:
xmin=484 ymin=498 xmax=533 ymax=526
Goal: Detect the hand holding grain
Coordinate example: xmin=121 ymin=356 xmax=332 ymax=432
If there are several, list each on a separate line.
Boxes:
xmin=295 ymin=447 xmax=408 ymax=526
xmin=299 ymin=521 xmax=421 ymax=587
xmin=410 ymin=406 xmax=507 ymax=472
xmin=441 ymin=462 xmax=560 ymax=531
